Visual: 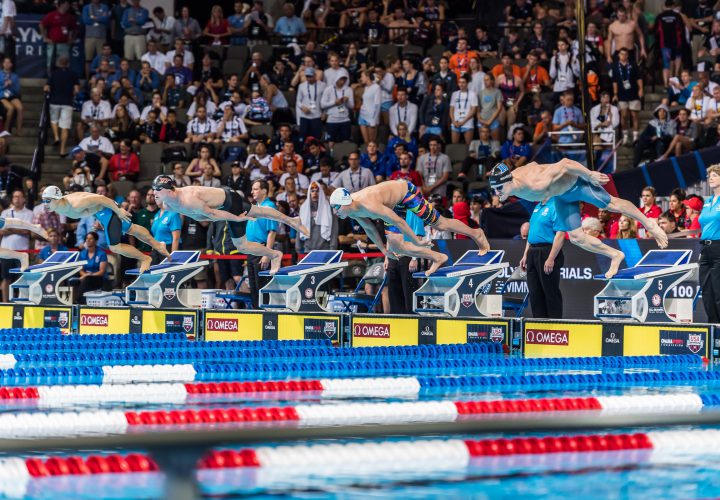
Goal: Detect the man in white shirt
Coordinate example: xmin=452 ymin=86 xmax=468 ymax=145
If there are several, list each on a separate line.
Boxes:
xmin=185 ymin=105 xmax=216 ymax=143
xmin=320 ymin=74 xmax=353 ymax=148
xmin=0 ymin=190 xmax=34 ymax=301
xmin=332 ymin=151 xmax=375 ymax=193
xmin=279 ymin=159 xmax=309 ymax=194
xmin=417 ymin=136 xmax=452 ymax=197
xmin=323 ymin=52 xmax=349 ymax=88
xmin=295 ymin=67 xmax=325 ymax=141
xmin=166 ymin=38 xmax=194 ymax=70
xmin=79 ymin=124 xmax=115 ymax=157
xmin=449 ymin=74 xmax=478 ymax=144
xmin=140 ymin=39 xmax=169 ymax=75
xmin=147 ymin=6 xmax=174 ymax=48
xmin=77 ymin=88 xmax=112 ymax=140
xmin=389 ymin=87 xmax=419 ymax=136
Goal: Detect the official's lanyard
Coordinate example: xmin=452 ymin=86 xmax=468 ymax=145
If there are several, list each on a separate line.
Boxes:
xmin=349 ymin=170 xmax=360 ymax=190
xmin=456 ymin=91 xmax=468 ymax=110
xmin=397 ymin=104 xmax=408 ymax=123
xmin=307 ymin=82 xmax=316 ymax=102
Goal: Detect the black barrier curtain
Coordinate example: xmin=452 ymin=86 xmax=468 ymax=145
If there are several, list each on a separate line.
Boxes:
xmin=443 ymin=239 xmax=707 ymax=322
xmin=480 ymin=200 xmax=535 ymax=238
xmin=613 ymin=145 xmax=720 ymax=200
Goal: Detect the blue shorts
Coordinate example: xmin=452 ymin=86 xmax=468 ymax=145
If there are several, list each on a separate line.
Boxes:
xmin=358 ymin=117 xmax=374 ymax=127
xmin=0 ymin=218 xmax=5 ymax=230
xmin=424 ymin=126 xmax=442 ymax=136
xmin=554 ymin=178 xmax=612 ymax=232
xmin=478 ymin=118 xmax=500 ymax=130
xmin=661 ymin=47 xmax=681 ymax=69
xmin=452 ymin=123 xmax=474 ymax=133
xmin=96 ymin=207 xmax=132 ymax=246
xmin=381 ymin=101 xmax=393 ymax=112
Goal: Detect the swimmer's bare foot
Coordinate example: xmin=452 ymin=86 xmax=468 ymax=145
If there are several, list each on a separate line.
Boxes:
xmin=425 ymin=252 xmax=449 ymax=276
xmin=33 ymin=225 xmax=49 ymax=240
xmin=605 ymin=251 xmax=625 ymax=279
xmin=645 ymin=219 xmax=669 ymax=249
xmin=138 ymin=255 xmax=152 ymax=274
xmin=292 ymin=217 xmax=310 ymax=237
xmin=269 ymin=250 xmax=283 ymax=275
xmin=474 ymin=230 xmax=490 ymax=255
xmin=18 ymin=253 xmax=29 ymax=271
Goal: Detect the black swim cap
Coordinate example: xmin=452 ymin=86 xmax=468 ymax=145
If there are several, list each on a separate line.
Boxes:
xmin=152 ymin=174 xmax=176 ymax=191
xmin=489 ymin=162 xmax=514 ymax=188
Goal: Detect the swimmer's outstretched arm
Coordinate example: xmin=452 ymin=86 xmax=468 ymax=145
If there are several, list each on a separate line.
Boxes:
xmin=74 ymin=193 xmax=132 ymax=221
xmin=372 ymin=205 xmax=428 ymax=247
xmin=356 ymin=217 xmax=397 ymax=260
xmin=557 ymin=158 xmax=608 ymax=183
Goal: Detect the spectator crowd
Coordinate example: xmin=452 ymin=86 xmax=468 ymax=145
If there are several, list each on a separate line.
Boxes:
xmin=0 ymin=0 xmax=715 ymax=312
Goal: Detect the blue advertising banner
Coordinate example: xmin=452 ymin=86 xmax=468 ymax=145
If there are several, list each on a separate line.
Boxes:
xmin=15 ymin=13 xmax=84 ymax=78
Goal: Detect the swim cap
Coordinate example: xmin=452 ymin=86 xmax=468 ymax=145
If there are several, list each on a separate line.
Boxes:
xmin=329 ymin=188 xmax=352 ymax=207
xmin=41 ymin=186 xmax=63 ymax=200
xmin=489 ymin=162 xmax=514 ymax=188
xmin=151 ymin=174 xmax=176 ymax=191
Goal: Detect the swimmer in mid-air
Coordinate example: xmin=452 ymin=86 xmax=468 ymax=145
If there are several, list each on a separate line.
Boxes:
xmin=329 ymin=180 xmax=491 ymax=275
xmin=488 ymin=158 xmax=669 ymax=278
xmin=150 ymin=176 xmax=309 ymax=274
xmin=41 ymin=186 xmax=170 ymax=273
xmin=0 ymin=217 xmax=48 ymax=270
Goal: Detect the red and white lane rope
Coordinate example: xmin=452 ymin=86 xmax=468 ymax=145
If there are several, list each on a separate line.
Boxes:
xmin=0 ymin=453 xmax=158 ymax=497
xmin=0 ymin=394 xmax=707 ymax=437
xmin=198 ymin=430 xmax=720 ymax=470
xmin=0 ymin=378 xmax=420 ymax=406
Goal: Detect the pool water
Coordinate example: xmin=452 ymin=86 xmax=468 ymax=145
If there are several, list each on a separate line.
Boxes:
xmin=1 ymin=329 xmax=720 ymax=499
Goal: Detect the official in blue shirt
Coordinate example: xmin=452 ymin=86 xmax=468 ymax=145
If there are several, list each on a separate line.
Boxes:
xmin=387 ymin=212 xmax=427 ymax=314
xmin=77 ymin=231 xmax=108 ymax=304
xmin=246 ymin=180 xmax=279 ymax=308
xmin=500 ymin=128 xmax=532 ymax=168
xmin=698 ymin=165 xmax=720 ymax=322
xmin=274 ymin=4 xmax=306 ymax=43
xmin=150 ymin=204 xmax=182 ymax=263
xmin=520 ymin=198 xmax=565 ymax=318
xmin=38 ymin=228 xmax=69 ymax=263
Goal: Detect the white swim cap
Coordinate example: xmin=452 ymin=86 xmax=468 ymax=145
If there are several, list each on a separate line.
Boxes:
xmin=41 ymin=186 xmax=63 ymax=200
xmin=329 ymin=188 xmax=353 ymax=207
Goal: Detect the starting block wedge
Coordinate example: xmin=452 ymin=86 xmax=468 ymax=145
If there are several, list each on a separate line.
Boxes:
xmin=125 ymin=251 xmax=209 ymax=308
xmin=10 ymin=251 xmax=86 ymax=306
xmin=412 ymin=250 xmax=508 ymax=317
xmin=260 ymin=250 xmax=347 ymax=312
xmin=594 ymin=250 xmax=699 ymax=323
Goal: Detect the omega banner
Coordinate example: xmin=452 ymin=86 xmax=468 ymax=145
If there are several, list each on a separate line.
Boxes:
xmin=523 ymin=319 xmax=712 ymax=358
xmin=0 ymin=304 xmax=73 ymax=333
xmin=351 ymin=313 xmax=510 ymax=347
xmin=77 ymin=307 xmax=200 ymax=338
xmin=203 ymin=310 xmax=342 ymax=343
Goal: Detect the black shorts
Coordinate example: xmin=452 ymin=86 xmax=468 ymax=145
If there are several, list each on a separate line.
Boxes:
xmin=0 ymin=259 xmax=20 ymax=280
xmin=220 ymin=187 xmax=251 ymax=239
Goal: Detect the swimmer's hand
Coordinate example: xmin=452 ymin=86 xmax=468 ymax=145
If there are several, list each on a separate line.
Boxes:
xmin=589 ymin=171 xmax=609 ymax=187
xmin=118 ymin=208 xmax=132 ymax=222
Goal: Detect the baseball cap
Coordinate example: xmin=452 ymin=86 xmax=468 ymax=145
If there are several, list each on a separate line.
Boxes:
xmin=70 ymin=146 xmax=84 ymax=156
xmin=684 ymin=197 xmax=703 ymax=212
xmin=304 ymin=67 xmax=316 ymax=76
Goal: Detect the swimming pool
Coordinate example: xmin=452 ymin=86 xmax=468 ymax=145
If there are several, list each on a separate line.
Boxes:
xmin=1 ymin=328 xmax=720 ymax=499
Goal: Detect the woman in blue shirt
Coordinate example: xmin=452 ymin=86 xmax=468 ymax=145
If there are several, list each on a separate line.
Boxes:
xmin=698 ymin=165 xmax=720 ymax=322
xmin=150 ymin=202 xmax=182 ymax=263
xmin=77 ymin=232 xmax=108 ymax=304
xmin=519 ymin=198 xmax=565 ymax=318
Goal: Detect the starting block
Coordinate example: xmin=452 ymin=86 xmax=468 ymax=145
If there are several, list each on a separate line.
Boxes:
xmin=125 ymin=251 xmax=209 ymax=309
xmin=412 ymin=250 xmax=508 ymax=317
xmin=260 ymin=250 xmax=347 ymax=312
xmin=594 ymin=250 xmax=699 ymax=323
xmin=10 ymin=251 xmax=86 ymax=306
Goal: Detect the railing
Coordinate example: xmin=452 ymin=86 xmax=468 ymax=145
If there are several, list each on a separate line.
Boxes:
xmin=547 ymin=130 xmax=618 ymax=173
xmin=29 ymin=91 xmax=50 ymax=208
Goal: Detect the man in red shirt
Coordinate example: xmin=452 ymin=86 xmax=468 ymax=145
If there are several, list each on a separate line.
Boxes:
xmin=389 ymin=152 xmax=423 ymax=186
xmin=40 ymin=0 xmax=78 ymax=76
